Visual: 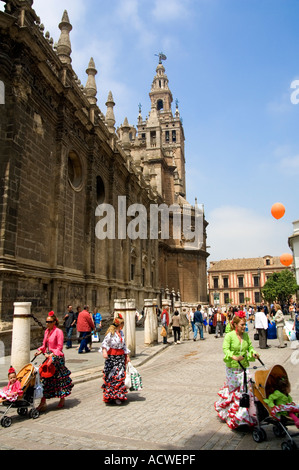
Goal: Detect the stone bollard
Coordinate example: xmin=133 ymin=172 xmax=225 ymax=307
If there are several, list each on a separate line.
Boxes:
xmin=114 ymin=299 xmax=136 ymax=357
xmin=144 ymin=299 xmax=158 ymax=346
xmin=11 ymin=302 xmax=32 ymax=373
xmin=125 ymin=299 xmax=136 ymax=357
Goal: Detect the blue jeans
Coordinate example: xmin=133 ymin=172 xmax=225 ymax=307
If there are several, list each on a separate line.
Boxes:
xmin=78 ymin=332 xmax=90 ymax=353
xmin=194 ymin=322 xmax=203 ymax=340
xmin=66 ymin=327 xmax=73 ymax=348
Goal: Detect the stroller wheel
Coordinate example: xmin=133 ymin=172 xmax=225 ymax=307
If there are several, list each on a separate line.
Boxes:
xmin=252 ymin=427 xmax=267 ymax=443
xmin=1 ymin=416 xmax=12 ymax=428
xmin=29 ymin=408 xmax=40 ymax=419
xmin=273 ymin=424 xmax=286 ymax=438
xmin=17 ymin=407 xmax=28 ymax=416
xmin=281 ymin=440 xmax=297 ymax=451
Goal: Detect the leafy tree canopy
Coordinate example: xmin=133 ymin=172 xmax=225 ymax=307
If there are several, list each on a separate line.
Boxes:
xmin=261 ymin=269 xmax=299 ymax=305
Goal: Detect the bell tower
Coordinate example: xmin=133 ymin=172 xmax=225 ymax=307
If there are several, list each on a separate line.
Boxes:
xmin=127 ymin=53 xmax=186 ymax=205
xmin=149 ymin=54 xmax=173 ymax=116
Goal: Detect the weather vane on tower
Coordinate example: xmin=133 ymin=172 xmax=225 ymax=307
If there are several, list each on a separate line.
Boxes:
xmin=155 ymin=52 xmax=167 ymax=64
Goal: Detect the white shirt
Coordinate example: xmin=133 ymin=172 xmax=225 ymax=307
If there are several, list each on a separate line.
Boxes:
xmin=255 ymin=312 xmax=268 ymax=330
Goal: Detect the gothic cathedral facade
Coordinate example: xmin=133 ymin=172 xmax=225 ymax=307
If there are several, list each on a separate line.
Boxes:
xmin=0 ymin=1 xmax=208 ymax=321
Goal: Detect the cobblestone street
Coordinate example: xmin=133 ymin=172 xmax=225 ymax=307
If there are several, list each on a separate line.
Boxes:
xmin=0 ymin=324 xmax=298 ymax=453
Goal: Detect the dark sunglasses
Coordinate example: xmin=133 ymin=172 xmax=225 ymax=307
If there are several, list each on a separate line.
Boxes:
xmin=46 ymin=320 xmax=54 ymax=324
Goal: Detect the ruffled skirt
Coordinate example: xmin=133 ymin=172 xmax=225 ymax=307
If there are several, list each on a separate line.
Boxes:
xmin=215 ymin=367 xmax=257 ymax=429
xmin=102 ymin=355 xmax=127 ymax=403
xmin=0 ymin=391 xmax=19 ymax=402
xmin=269 ymin=403 xmax=299 ymax=420
xmin=41 ymin=355 xmax=73 ymax=399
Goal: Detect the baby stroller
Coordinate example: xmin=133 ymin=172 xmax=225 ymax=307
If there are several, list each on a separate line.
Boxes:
xmin=0 ymin=361 xmax=41 ymax=427
xmin=251 ymin=363 xmax=299 ymax=450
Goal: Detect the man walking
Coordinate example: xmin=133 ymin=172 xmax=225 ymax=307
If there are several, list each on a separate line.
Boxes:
xmin=193 ymin=305 xmax=205 ymax=341
xmin=77 ymin=305 xmax=95 ymax=354
xmin=213 ymin=307 xmax=225 ymax=338
xmin=64 ymin=304 xmax=77 ymax=349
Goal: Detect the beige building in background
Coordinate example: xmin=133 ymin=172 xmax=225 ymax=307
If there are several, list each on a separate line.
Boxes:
xmin=208 ymin=255 xmax=289 ymax=306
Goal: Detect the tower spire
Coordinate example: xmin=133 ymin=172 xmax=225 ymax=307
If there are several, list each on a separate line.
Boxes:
xmin=57 ymin=10 xmax=72 ymax=65
xmin=85 ymin=57 xmax=98 ymax=105
xmin=105 ymin=91 xmax=116 ymax=133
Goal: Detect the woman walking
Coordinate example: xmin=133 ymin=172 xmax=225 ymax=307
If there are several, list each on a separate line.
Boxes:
xmin=171 ymin=310 xmax=181 ymax=344
xmin=274 ymin=304 xmax=286 ymax=348
xmin=34 ymin=311 xmax=73 ymax=411
xmin=101 ymin=314 xmax=131 ymax=405
xmin=215 ymin=316 xmax=260 ymax=429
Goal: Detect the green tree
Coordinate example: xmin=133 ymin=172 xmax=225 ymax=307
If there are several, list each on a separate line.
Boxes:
xmin=261 ymin=270 xmax=299 ymax=305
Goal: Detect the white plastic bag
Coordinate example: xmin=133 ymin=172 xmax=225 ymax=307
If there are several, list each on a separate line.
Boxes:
xmin=127 ymin=362 xmax=143 ymax=391
xmin=34 ymin=369 xmax=44 ymax=400
xmin=92 ymin=332 xmax=99 ymax=342
xmin=125 ymin=363 xmax=132 ymax=389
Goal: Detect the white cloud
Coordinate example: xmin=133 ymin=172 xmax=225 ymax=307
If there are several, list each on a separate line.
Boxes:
xmin=207 ymin=205 xmax=291 ymax=263
xmin=279 ymin=155 xmax=299 ymax=175
xmin=151 ymin=0 xmax=192 ymax=22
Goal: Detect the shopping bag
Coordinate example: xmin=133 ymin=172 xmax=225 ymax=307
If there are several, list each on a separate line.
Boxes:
xmin=92 ymin=332 xmax=99 ymax=342
xmin=125 ymin=363 xmax=132 ymax=389
xmin=160 ymin=326 xmax=167 ymax=337
xmin=127 ymin=362 xmax=143 ymax=391
xmin=34 ymin=368 xmax=44 ymax=399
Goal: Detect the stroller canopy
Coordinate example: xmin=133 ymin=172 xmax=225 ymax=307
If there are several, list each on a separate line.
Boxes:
xmin=254 ymin=365 xmax=290 ymax=403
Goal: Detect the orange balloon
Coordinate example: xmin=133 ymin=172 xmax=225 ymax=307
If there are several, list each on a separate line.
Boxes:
xmin=280 ymin=253 xmax=293 ymax=267
xmin=271 ymin=203 xmax=285 ymax=220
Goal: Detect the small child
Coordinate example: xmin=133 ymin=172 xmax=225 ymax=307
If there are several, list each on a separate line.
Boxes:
xmin=264 ymin=376 xmax=299 ymax=428
xmin=0 ymin=366 xmax=23 ymax=402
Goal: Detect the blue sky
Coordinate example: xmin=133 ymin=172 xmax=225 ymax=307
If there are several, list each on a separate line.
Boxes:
xmin=2 ymin=0 xmax=298 ymax=264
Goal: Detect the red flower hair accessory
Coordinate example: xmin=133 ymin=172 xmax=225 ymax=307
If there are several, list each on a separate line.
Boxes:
xmin=113 ymin=314 xmax=124 ymax=326
xmin=48 ymin=311 xmax=55 ymax=317
xmin=236 ymin=310 xmax=246 ymax=318
xmin=8 ymin=366 xmax=16 ymax=375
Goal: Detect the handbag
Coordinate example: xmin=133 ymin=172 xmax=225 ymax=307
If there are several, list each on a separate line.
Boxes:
xmin=254 ymin=332 xmax=259 ymax=341
xmin=238 ymin=355 xmax=250 ymax=408
xmin=39 ymin=356 xmax=56 ymax=379
xmin=160 ymin=326 xmax=167 ymax=337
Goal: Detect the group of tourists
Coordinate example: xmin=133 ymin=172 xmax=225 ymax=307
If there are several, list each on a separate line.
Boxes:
xmin=3 ymin=298 xmax=299 ymax=425
xmin=62 ymin=305 xmax=102 ymax=351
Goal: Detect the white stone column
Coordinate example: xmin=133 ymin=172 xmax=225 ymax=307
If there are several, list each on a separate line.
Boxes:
xmin=11 ymin=302 xmax=32 ymax=372
xmin=144 ymin=299 xmax=158 ymax=346
xmin=114 ymin=299 xmax=136 ymax=357
xmin=125 ymin=299 xmax=136 ymax=357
